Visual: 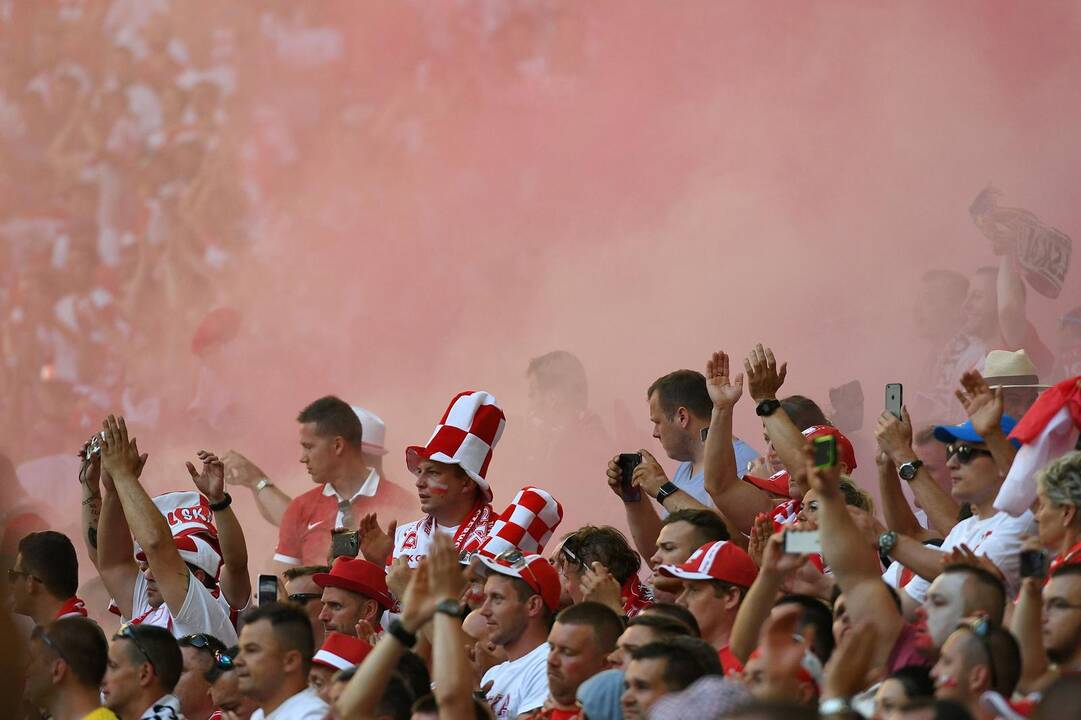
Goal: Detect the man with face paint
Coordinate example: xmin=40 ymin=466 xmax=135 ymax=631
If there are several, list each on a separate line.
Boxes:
xmin=361 ymin=391 xmax=506 ymax=568
xmin=922 ymin=565 xmax=1006 ymax=649
xmin=930 ymin=619 xmax=1021 ymax=720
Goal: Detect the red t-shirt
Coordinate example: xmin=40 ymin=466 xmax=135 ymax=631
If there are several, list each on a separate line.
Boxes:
xmin=274 ymin=475 xmax=415 ymax=566
xmin=718 ymin=645 xmax=744 ymax=675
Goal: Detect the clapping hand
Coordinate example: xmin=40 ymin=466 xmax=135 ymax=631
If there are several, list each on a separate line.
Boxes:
xmin=359 ymin=513 xmax=396 ymax=565
xmin=956 ymin=369 xmax=1004 ymax=438
xmin=186 ymin=450 xmax=226 ymax=503
xmin=99 ymin=415 xmax=148 ymax=482
xmin=744 ymin=344 xmax=787 ymax=402
xmin=706 ymin=351 xmax=744 ymax=411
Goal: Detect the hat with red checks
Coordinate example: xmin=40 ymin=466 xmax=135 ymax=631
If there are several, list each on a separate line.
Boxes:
xmin=406 ymin=391 xmax=506 ymax=502
xmin=657 ymin=541 xmax=758 ymax=588
xmin=478 ymin=551 xmax=562 ymax=611
xmin=312 ymin=632 xmax=373 ymax=671
xmin=313 ymin=557 xmax=395 ymax=610
xmin=473 ymin=486 xmax=564 ymax=560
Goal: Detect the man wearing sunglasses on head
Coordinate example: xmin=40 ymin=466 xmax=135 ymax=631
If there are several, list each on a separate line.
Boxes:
xmin=24 ymin=617 xmax=117 ymax=720
xmin=207 ymin=647 xmax=258 ymax=720
xmin=282 ymin=565 xmax=329 ymax=646
xmin=176 ymin=634 xmax=228 ymax=720
xmin=876 ymin=400 xmax=1035 ymax=618
xmin=102 ymin=624 xmax=184 ymax=720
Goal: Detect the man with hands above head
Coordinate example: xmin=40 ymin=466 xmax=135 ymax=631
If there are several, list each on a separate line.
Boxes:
xmin=95 ymin=415 xmax=239 ymax=644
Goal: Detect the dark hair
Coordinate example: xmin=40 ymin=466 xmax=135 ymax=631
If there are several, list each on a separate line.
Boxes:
xmin=297 ymin=396 xmax=363 ymax=448
xmin=120 ymin=625 xmax=183 ymax=693
xmin=831 ymin=583 xmax=902 ymax=615
xmin=527 ymin=351 xmax=588 ymax=408
xmin=661 ymin=509 xmax=730 ymax=543
xmin=18 ymin=531 xmax=79 ymax=599
xmin=179 ymin=633 xmax=227 ymax=683
xmin=899 ymin=697 xmax=975 ymax=720
xmin=395 ymin=651 xmax=431 ymax=702
xmin=411 ymin=693 xmax=493 ymax=720
xmin=242 ymin=602 xmax=316 ymax=672
xmin=647 ymin=370 xmax=713 ymax=421
xmin=941 ymin=564 xmax=1007 ymax=624
xmin=1051 ymin=563 xmax=1081 ymax=580
xmin=641 ymin=603 xmax=701 ymax=637
xmin=887 ymin=665 xmax=935 ymax=702
xmin=562 ymin=526 xmax=640 ymax=584
xmin=629 ymin=637 xmax=722 ymax=691
xmin=282 ymin=565 xmax=329 ymax=582
xmin=555 ymin=602 xmax=624 ymax=653
xmin=774 ymin=594 xmax=835 ymax=665
xmin=780 ymin=396 xmax=829 ymax=431
xmin=724 ymin=701 xmax=820 ymax=720
xmin=45 ymin=617 xmax=109 ymax=686
xmin=626 ymin=613 xmax=692 ymax=639
xmin=956 ymin=621 xmax=1021 ymax=698
xmin=376 ymin=675 xmax=414 ymax=720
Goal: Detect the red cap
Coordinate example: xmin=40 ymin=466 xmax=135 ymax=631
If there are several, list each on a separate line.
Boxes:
xmin=478 ymin=551 xmax=562 ymax=611
xmin=743 ymin=470 xmax=790 ymax=497
xmin=803 ymin=425 xmax=857 ymax=471
xmin=657 ymin=541 xmax=758 ymax=588
xmin=312 ymin=631 xmax=372 ymax=671
xmin=313 ymin=557 xmax=395 ymax=610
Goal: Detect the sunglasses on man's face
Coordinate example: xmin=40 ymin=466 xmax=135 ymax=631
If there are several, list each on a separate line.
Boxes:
xmin=946 ymin=444 xmax=994 ymax=465
xmin=287 ymin=592 xmax=323 ymax=606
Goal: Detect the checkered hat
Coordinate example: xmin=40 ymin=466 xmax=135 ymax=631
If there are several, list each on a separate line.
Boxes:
xmin=657 ymin=540 xmax=758 ymax=588
xmin=312 ymin=632 xmax=372 ymax=671
xmin=406 ymin=391 xmax=506 ymax=502
xmin=474 ymin=486 xmax=564 ymax=559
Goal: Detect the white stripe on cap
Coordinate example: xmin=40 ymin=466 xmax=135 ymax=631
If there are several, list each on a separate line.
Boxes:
xmin=313 ymin=649 xmax=354 ymax=671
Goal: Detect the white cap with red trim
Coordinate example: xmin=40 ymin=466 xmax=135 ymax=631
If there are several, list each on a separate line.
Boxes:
xmin=312 ymin=631 xmax=372 ymax=671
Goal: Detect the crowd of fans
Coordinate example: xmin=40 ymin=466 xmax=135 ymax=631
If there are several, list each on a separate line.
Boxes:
xmin=7 ymin=3 xmax=1081 ymax=720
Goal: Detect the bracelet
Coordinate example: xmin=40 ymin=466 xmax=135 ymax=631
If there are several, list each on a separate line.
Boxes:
xmin=254 ymin=478 xmax=272 ymax=493
xmin=387 ymin=619 xmax=417 ymax=648
xmin=819 ymin=697 xmax=852 ymax=715
xmin=208 ymin=493 xmax=232 ymax=512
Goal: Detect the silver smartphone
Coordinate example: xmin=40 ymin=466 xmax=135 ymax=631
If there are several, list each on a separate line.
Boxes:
xmin=783 ymin=530 xmax=822 ymax=555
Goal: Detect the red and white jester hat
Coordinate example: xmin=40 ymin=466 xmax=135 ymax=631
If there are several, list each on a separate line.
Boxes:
xmin=406 ymin=391 xmax=506 ymax=502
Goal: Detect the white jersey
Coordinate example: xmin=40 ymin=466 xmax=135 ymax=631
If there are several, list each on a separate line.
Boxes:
xmin=482 ymin=642 xmax=549 ymax=720
xmin=128 ymin=570 xmax=239 ymax=645
xmin=393 ymin=519 xmax=460 ymax=568
xmin=251 ymin=687 xmax=328 ymax=720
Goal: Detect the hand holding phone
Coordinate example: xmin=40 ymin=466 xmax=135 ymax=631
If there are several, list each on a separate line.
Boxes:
xmin=616 ymin=453 xmax=642 ymax=502
xmin=1019 ymin=549 xmax=1047 ymax=579
xmin=813 ymin=435 xmax=837 ymax=468
xmin=885 ymin=383 xmax=904 ymax=420
xmin=331 ymin=529 xmax=360 ymax=559
xmin=783 ymin=530 xmax=822 ymax=555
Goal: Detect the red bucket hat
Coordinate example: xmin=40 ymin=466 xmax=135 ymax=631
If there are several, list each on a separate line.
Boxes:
xmin=313 ymin=557 xmax=395 ymax=610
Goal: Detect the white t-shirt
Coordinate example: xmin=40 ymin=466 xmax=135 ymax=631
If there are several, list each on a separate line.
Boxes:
xmin=393 ymin=519 xmax=459 ymax=567
xmin=251 ymin=687 xmax=328 ymax=720
xmin=902 ymin=510 xmax=1035 ymax=603
xmin=483 ymin=642 xmax=550 ymax=720
xmin=128 ymin=569 xmax=239 ymax=645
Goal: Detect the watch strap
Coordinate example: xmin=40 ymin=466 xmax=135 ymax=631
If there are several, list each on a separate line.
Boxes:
xmin=208 ymin=493 xmax=232 ymax=512
xmin=655 ymin=482 xmax=679 ymax=503
xmin=755 ymin=398 xmax=782 ymax=417
xmin=435 ymin=599 xmax=464 ymax=618
xmin=898 ymin=459 xmax=924 ymax=481
xmin=387 ymin=619 xmax=417 ymax=648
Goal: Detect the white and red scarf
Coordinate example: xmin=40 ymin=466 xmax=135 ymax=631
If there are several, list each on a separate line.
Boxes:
xmin=55 ymin=596 xmax=88 ymax=619
xmin=398 ymin=501 xmax=495 ymax=562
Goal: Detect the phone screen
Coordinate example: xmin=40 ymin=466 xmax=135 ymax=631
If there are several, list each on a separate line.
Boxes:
xmin=257 ymin=574 xmax=278 ymax=605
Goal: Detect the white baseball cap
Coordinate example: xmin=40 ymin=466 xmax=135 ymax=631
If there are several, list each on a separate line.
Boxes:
xmin=351 ymin=406 xmax=388 ymax=456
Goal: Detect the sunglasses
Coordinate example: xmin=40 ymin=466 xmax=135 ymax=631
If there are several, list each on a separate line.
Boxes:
xmin=946 ymin=444 xmax=994 ymax=464
xmin=32 ymin=626 xmax=68 ymax=663
xmin=7 ymin=568 xmax=41 ymax=583
xmin=958 ymin=615 xmax=998 ymax=690
xmin=287 ymin=593 xmax=323 ymax=606
xmin=181 ymin=633 xmax=221 ymax=651
xmin=115 ymin=624 xmax=156 ymax=672
xmin=213 ymin=649 xmax=236 ymax=671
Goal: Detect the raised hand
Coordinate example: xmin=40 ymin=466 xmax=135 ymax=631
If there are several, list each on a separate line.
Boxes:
xmin=747 ymin=513 xmax=774 ymax=567
xmin=760 ymin=531 xmax=810 ymax=577
xmin=99 ymin=415 xmax=148 ymax=482
xmin=186 ymin=450 xmax=226 ymax=503
xmin=956 ymin=369 xmax=1004 ymax=437
xmin=386 ymin=554 xmax=415 ymax=602
xmin=756 ymin=604 xmax=816 ymax=701
xmin=221 ymin=450 xmax=267 ymax=489
xmin=744 ymin=344 xmax=788 ymax=402
xmin=428 ymin=533 xmax=466 ymax=602
xmin=874 ymin=408 xmax=915 ymax=463
xmin=705 ymin=351 xmax=745 ymax=411
xmin=940 ymin=543 xmax=1006 ymax=583
xmin=354 ymin=619 xmax=379 ymax=647
xmin=358 ymin=513 xmax=396 ymax=565
xmin=631 ymin=449 xmax=670 ymax=497
xmin=399 ymin=560 xmax=435 ymax=632
xmin=579 ymin=562 xmax=623 ymax=614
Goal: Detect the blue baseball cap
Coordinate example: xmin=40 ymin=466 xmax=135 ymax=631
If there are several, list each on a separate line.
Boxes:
xmin=933 ymin=416 xmax=1020 ymax=447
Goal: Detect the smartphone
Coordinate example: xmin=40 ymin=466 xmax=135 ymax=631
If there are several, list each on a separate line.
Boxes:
xmin=885 ymin=383 xmax=904 ymax=420
xmin=331 ymin=529 xmax=360 ymax=559
xmin=257 ymin=574 xmax=278 ymax=605
xmin=1019 ymin=549 xmax=1047 ymax=579
xmin=812 ymin=435 xmax=837 ymax=468
xmin=700 ymin=426 xmax=709 ymax=442
xmin=617 ymin=453 xmax=642 ymax=502
xmin=783 ymin=530 xmax=822 ymax=555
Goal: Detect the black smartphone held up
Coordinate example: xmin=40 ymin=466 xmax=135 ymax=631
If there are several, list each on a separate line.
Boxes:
xmin=1019 ymin=549 xmax=1048 ymax=579
xmin=812 ymin=435 xmax=837 ymax=468
xmin=885 ymin=383 xmax=904 ymax=420
xmin=331 ymin=529 xmax=360 ymax=559
xmin=617 ymin=453 xmax=643 ymax=502
xmin=257 ymin=574 xmax=278 ymax=605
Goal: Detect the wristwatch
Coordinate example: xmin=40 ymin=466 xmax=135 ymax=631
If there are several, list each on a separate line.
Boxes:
xmin=655 ymin=482 xmax=679 ymax=504
xmin=897 ymin=459 xmax=924 ymax=481
xmin=254 ymin=478 xmax=273 ymax=493
xmin=755 ymin=398 xmax=781 ymax=417
xmin=435 ymin=598 xmax=464 ymax=618
xmin=819 ymin=697 xmax=852 ymax=715
xmin=387 ymin=619 xmax=417 ymax=648
xmin=878 ymin=530 xmax=898 ymax=555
